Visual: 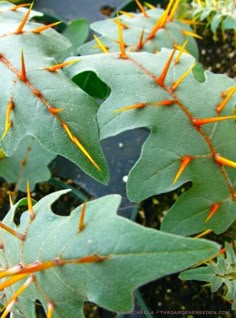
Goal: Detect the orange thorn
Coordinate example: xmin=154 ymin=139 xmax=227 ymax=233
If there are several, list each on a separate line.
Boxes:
xmin=173 ymin=156 xmax=192 ymax=184
xmin=1 ymin=99 xmax=14 ymax=141
xmin=77 ymin=254 xmax=108 ymax=264
xmin=135 ymin=0 xmax=148 ymax=17
xmin=112 ymin=20 xmax=129 ymax=29
xmin=115 ymin=103 xmax=147 ymax=112
xmin=2 ymin=276 xmax=34 ymax=312
xmin=0 ymin=274 xmax=29 ymax=291
xmin=194 ymin=229 xmax=212 ymax=238
xmin=11 ymin=3 xmax=31 ymax=11
xmin=78 ymin=202 xmax=87 ymax=232
xmin=168 ymin=0 xmax=180 ymax=21
xmin=116 ymin=15 xmax=127 ymax=59
xmin=1 ymin=300 xmax=16 ymax=318
xmin=27 ymin=181 xmax=35 ymax=221
xmin=119 ymin=11 xmax=134 ymax=18
xmin=156 ymin=49 xmax=176 ymax=87
xmin=214 ymin=154 xmax=236 ymax=169
xmin=136 ymin=29 xmax=145 ymax=50
xmin=15 ymin=2 xmax=33 ymax=34
xmin=147 ymin=10 xmax=166 ymax=39
xmin=47 ymin=303 xmax=55 ymax=318
xmin=32 ymin=21 xmax=62 ymax=34
xmin=205 ymin=203 xmax=221 ymax=222
xmin=217 ymin=86 xmax=236 ymax=113
xmin=19 ymin=50 xmax=27 ymax=82
xmin=182 ymin=30 xmax=203 ymax=40
xmin=174 ymin=40 xmax=189 ymax=64
xmin=93 ymin=34 xmax=108 ymax=53
xmin=43 ymin=59 xmax=80 ymax=72
xmin=192 ymin=115 xmax=236 ymax=127
xmin=171 ymin=62 xmax=196 ymax=91
xmin=48 ymin=106 xmax=64 ymax=114
xmin=0 ymin=223 xmax=25 ymax=241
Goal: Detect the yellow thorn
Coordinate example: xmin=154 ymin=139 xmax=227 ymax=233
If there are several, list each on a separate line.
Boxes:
xmin=47 ymin=303 xmax=54 ymax=318
xmin=116 ymin=15 xmax=127 ymax=59
xmin=156 ymin=49 xmax=176 ymax=87
xmin=112 ymin=20 xmax=129 ymax=29
xmin=217 ymin=86 xmax=236 ymax=113
xmin=2 ymin=276 xmax=33 ymax=312
xmin=0 ymin=274 xmax=29 ymax=291
xmin=32 ymin=21 xmax=62 ymax=34
xmin=15 ymin=2 xmax=33 ymax=34
xmin=192 ymin=115 xmax=236 ymax=126
xmin=174 ymin=40 xmax=189 ymax=64
xmin=27 ymin=181 xmax=35 ymax=221
xmin=144 ymin=2 xmax=156 ymax=10
xmin=119 ymin=11 xmax=134 ymax=18
xmin=73 ymin=137 xmax=101 ymax=171
xmin=8 ymin=193 xmax=13 ymax=207
xmin=1 ymin=300 xmax=16 ymax=318
xmin=78 ymin=202 xmax=87 ymax=232
xmin=43 ymin=59 xmax=80 ymax=72
xmin=168 ymin=0 xmax=180 ymax=21
xmin=1 ymin=99 xmax=14 ymax=141
xmin=173 ymin=156 xmax=192 ymax=184
xmin=182 ymin=30 xmax=203 ymax=40
xmin=194 ymin=229 xmax=212 ymax=238
xmin=93 ymin=34 xmax=108 ymax=53
xmin=135 ymin=0 xmax=148 ymax=17
xmin=171 ymin=62 xmax=196 ymax=91
xmin=0 ymin=222 xmax=25 ymax=241
xmin=11 ymin=3 xmax=31 ymax=11
xmin=214 ymin=154 xmax=236 ymax=169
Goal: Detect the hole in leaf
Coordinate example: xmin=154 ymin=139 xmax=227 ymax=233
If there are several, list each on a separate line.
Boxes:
xmin=13 ymin=198 xmax=29 ymax=226
xmin=35 ymin=299 xmax=46 ymax=318
xmin=51 ymin=192 xmax=82 ymax=216
xmin=72 ymin=71 xmax=111 ymax=100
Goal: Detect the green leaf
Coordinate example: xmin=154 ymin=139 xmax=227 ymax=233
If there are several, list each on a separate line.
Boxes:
xmin=66 ymin=49 xmax=236 ymax=235
xmin=0 ymin=136 xmax=56 ymax=192
xmin=180 ymin=243 xmax=236 ymax=310
xmin=0 ymin=191 xmax=219 ymax=317
xmin=62 ymin=18 xmax=89 ymax=56
xmin=0 ymin=3 xmax=109 ymax=184
xmin=79 ymin=8 xmax=199 ymax=59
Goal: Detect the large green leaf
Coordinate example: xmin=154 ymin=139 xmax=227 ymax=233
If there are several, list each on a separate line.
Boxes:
xmin=79 ymin=7 xmax=199 ymax=59
xmin=66 ymin=49 xmax=236 ymax=235
xmin=0 ymin=190 xmax=219 ymax=317
xmin=0 ymin=136 xmax=56 ymax=191
xmin=0 ymin=2 xmax=108 ymax=184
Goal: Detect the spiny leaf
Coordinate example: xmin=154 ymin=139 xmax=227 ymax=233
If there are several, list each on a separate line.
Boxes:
xmin=0 ymin=136 xmax=56 ymax=192
xmin=0 ymin=2 xmax=109 ymax=183
xmin=79 ymin=7 xmax=199 ymax=59
xmin=66 ymin=48 xmax=236 ymax=235
xmin=0 ymin=190 xmax=219 ymax=317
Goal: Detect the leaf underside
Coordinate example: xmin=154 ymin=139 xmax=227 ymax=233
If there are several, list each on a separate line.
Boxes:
xmin=66 ymin=49 xmax=236 ymax=235
xmin=0 ymin=2 xmax=109 ymax=184
xmin=0 ymin=191 xmax=219 ymax=317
